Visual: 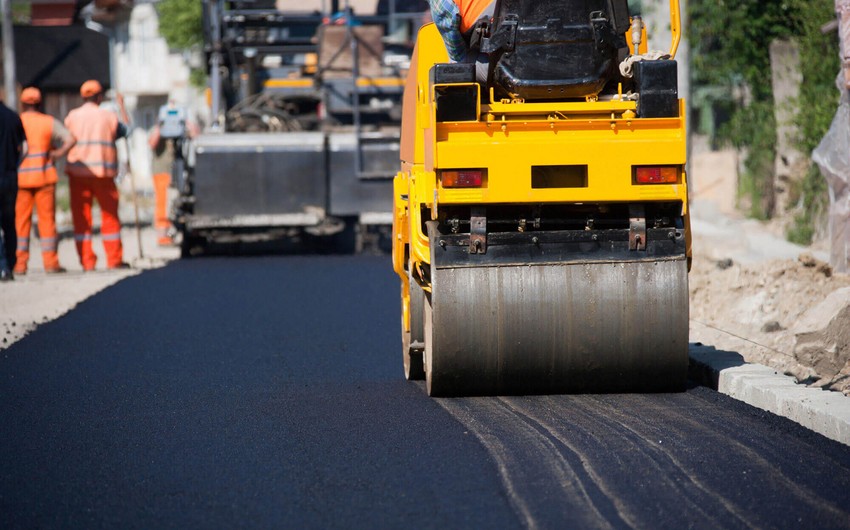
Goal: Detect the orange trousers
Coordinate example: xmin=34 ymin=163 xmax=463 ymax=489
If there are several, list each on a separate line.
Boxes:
xmin=14 ymin=184 xmax=60 ymax=273
xmin=69 ymin=177 xmax=123 ymax=270
xmin=153 ymin=172 xmax=173 ymax=245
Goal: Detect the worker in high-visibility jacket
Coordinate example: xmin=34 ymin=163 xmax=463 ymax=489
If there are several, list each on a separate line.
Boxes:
xmin=429 ymin=0 xmax=496 ymax=80
xmin=14 ymin=87 xmax=76 ymax=275
xmin=148 ymin=103 xmax=198 ymax=247
xmin=148 ymin=124 xmax=175 ymax=246
xmin=64 ymin=80 xmax=130 ymax=271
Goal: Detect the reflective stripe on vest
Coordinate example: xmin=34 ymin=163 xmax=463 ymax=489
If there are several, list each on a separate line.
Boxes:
xmin=19 ymin=111 xmax=58 ymax=187
xmin=65 ymin=103 xmax=119 ymax=179
xmin=40 ymin=236 xmax=58 ymax=251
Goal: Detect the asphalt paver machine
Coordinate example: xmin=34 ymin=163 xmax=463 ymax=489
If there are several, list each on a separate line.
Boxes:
xmin=393 ymin=0 xmax=691 ymax=395
xmin=176 ymin=0 xmax=426 ymax=255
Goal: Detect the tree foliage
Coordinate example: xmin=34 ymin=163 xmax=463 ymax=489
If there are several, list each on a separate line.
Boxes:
xmin=156 ymin=0 xmax=206 ymax=88
xmin=688 ymin=0 xmax=840 ymax=238
xmin=157 ymin=0 xmax=204 ymax=50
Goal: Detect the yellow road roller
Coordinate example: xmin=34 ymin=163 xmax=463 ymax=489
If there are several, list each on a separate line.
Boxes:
xmin=392 ymin=0 xmax=691 ymax=396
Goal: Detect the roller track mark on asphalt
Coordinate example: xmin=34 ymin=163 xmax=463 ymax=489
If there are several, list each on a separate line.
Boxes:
xmin=497 ymin=397 xmax=636 ymax=529
xmin=504 ymin=396 xmax=718 ymax=529
xmin=632 ymin=394 xmax=850 ymax=525
xmin=434 ymin=398 xmax=541 ymax=530
xmin=437 ymin=397 xmax=621 ymax=530
xmin=559 ymin=395 xmax=758 ymax=529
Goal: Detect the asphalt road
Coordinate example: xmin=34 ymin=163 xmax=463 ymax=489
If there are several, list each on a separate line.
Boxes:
xmin=1 ymin=255 xmax=850 ymax=529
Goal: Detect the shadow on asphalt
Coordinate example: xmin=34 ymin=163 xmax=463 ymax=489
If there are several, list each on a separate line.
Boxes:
xmin=687 ymin=342 xmax=746 ymax=390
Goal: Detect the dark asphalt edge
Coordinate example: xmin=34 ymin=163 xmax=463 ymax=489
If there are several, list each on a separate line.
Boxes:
xmin=688 ymin=343 xmax=850 ymax=446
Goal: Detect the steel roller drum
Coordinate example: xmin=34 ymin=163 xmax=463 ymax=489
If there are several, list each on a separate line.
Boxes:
xmin=424 ymin=258 xmax=689 ymax=396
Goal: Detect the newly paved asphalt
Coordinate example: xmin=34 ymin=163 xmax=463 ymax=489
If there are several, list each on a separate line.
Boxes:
xmin=1 ymin=255 xmax=850 ymax=529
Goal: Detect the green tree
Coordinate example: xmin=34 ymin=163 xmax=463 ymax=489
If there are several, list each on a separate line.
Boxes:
xmin=157 ymin=0 xmax=204 ymax=50
xmin=157 ymin=0 xmax=206 ymax=87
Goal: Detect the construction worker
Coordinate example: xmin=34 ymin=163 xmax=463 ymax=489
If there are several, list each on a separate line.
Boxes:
xmin=148 ymin=101 xmax=197 ymax=246
xmin=0 ymin=97 xmax=25 ymax=282
xmin=148 ymin=124 xmax=174 ymax=246
xmin=14 ymin=87 xmax=76 ymax=275
xmin=428 ymin=0 xmax=495 ymax=79
xmin=64 ymin=80 xmax=130 ymax=271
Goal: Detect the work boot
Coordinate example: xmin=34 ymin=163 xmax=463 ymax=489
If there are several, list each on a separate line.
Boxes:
xmin=12 ymin=267 xmax=26 ymax=276
xmin=108 ymin=262 xmax=131 ymax=270
xmin=45 ymin=266 xmax=67 ymax=274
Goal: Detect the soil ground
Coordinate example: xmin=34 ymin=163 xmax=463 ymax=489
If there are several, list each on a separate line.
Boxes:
xmin=689 ymin=147 xmax=850 ymax=395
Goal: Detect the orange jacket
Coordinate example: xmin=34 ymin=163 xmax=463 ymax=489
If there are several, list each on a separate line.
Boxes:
xmin=19 ymin=110 xmax=59 ymax=188
xmin=456 ymin=0 xmax=493 ymax=32
xmin=65 ymin=102 xmax=119 ymax=178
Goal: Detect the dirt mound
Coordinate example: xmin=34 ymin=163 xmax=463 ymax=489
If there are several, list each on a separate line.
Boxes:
xmin=689 ymin=252 xmax=850 ymax=394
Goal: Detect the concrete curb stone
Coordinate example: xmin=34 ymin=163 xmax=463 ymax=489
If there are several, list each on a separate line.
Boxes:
xmin=689 ymin=343 xmax=850 ymax=446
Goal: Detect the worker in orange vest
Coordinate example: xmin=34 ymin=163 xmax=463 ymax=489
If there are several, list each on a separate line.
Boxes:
xmin=64 ymin=80 xmax=130 ymax=271
xmin=429 ymin=0 xmax=495 ymax=79
xmin=14 ymin=87 xmax=77 ymax=275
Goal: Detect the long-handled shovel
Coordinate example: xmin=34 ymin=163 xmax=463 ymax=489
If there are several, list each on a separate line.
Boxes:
xmin=123 ymin=136 xmax=145 ymax=261
xmin=116 ymin=93 xmax=144 ymax=262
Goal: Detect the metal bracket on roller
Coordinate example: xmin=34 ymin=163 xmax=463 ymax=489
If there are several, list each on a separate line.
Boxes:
xmin=469 ymin=207 xmax=487 ymax=254
xmin=629 ymin=205 xmax=646 ymax=251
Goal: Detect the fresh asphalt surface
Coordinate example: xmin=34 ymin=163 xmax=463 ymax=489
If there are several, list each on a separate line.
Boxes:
xmin=2 ymin=255 xmax=850 ymax=529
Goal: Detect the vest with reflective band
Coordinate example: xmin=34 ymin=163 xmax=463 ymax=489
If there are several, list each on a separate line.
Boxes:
xmin=65 ymin=102 xmax=119 ymax=178
xmin=19 ymin=111 xmax=58 ymax=188
xmin=456 ymin=0 xmax=493 ymax=32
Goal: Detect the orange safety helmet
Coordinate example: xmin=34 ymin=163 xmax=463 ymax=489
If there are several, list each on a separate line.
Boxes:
xmin=20 ymin=87 xmax=42 ymax=105
xmin=80 ymin=79 xmax=104 ymax=98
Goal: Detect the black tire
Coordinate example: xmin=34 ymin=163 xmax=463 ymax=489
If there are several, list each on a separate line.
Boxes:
xmin=180 ymin=232 xmax=205 ymax=258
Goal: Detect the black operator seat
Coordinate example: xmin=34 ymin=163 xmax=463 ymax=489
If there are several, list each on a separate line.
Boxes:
xmin=483 ymin=0 xmax=632 ymax=100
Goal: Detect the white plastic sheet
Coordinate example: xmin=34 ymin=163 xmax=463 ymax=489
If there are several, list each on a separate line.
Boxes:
xmin=812 ymin=76 xmax=850 ymax=272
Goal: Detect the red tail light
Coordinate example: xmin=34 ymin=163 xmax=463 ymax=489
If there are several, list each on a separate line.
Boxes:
xmin=440 ymin=169 xmax=485 ymax=188
xmin=634 ymin=166 xmax=679 ymax=184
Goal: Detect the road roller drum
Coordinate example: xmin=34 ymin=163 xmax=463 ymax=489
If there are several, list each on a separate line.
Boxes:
xmin=425 ymin=258 xmax=689 ymax=396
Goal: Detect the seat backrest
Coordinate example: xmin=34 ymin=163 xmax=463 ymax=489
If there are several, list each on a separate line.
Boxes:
xmin=486 ymin=0 xmax=630 ymax=100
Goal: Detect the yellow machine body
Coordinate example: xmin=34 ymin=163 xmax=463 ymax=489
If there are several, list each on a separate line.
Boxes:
xmin=393 ymin=3 xmax=691 ymax=396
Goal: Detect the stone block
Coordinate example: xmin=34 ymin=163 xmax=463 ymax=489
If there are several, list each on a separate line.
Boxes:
xmin=793 ymin=287 xmax=850 ymax=377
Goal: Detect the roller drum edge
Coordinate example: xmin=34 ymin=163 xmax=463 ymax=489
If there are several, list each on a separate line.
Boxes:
xmin=403 ymin=268 xmax=426 ymax=380
xmin=410 ymin=271 xmax=425 ymax=350
xmin=425 ymin=259 xmax=689 ymax=397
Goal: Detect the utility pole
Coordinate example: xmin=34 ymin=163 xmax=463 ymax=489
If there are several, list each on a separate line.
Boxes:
xmin=1 ymin=0 xmax=15 ymax=108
